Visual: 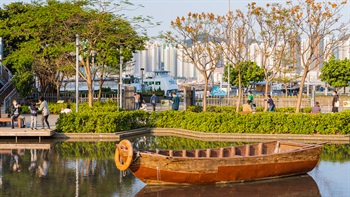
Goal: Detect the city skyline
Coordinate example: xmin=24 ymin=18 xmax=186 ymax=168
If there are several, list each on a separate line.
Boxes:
xmin=131 ymin=37 xmax=350 ymax=84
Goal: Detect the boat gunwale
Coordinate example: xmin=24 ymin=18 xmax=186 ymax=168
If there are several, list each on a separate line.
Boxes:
xmin=133 ymin=141 xmax=323 ymax=159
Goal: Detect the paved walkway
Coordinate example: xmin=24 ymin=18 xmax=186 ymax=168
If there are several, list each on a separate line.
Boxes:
xmin=0 ymin=114 xmax=59 ymax=131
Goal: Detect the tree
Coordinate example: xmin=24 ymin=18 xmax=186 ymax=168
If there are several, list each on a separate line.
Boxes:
xmin=218 ymin=10 xmax=254 ymax=112
xmin=0 ymin=1 xmax=90 ymax=98
xmin=223 ymin=61 xmax=264 ymax=90
xmin=166 ymin=12 xmax=223 ymax=111
xmin=249 ymin=2 xmax=296 ymax=110
xmin=288 ymin=0 xmax=349 ymax=112
xmin=0 ymin=0 xmax=147 ymax=105
xmin=320 ymin=55 xmax=350 ymax=91
xmin=273 ymin=49 xmax=300 ymax=96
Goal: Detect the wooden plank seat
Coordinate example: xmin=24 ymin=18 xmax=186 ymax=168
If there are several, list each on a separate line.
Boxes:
xmin=0 ymin=117 xmax=24 ymax=128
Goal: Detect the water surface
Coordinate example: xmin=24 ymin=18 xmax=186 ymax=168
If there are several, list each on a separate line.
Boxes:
xmin=0 ymin=137 xmax=348 ymax=197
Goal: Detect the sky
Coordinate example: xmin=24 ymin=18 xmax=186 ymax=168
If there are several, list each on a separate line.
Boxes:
xmin=1 ymin=0 xmax=350 ymax=37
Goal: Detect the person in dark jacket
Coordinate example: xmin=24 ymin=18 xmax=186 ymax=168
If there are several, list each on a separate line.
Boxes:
xmin=332 ymin=91 xmax=339 ymax=113
xmin=266 ymin=95 xmax=275 ymax=112
xmin=150 ymin=92 xmax=159 ymax=111
xmin=170 ymin=92 xmax=180 ymax=110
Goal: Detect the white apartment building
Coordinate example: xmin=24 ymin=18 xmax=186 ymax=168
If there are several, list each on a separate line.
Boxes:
xmin=131 ymin=38 xmax=350 ymax=83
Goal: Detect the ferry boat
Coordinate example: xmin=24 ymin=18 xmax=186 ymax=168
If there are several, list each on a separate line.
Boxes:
xmin=143 ymin=70 xmax=178 ymax=96
xmin=59 ymin=71 xmax=178 ymax=96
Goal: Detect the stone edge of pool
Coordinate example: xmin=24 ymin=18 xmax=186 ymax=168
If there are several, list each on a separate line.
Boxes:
xmin=53 ymin=128 xmax=350 ymax=144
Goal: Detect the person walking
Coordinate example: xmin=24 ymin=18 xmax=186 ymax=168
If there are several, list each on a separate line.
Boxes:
xmin=38 ymin=96 xmax=50 ymax=130
xmin=248 ymin=91 xmax=255 ymax=111
xmin=266 ymin=95 xmax=275 ymax=112
xmin=332 ymin=91 xmax=339 ymax=113
xmin=150 ymin=92 xmax=158 ymax=111
xmin=29 ymin=102 xmax=38 ymax=130
xmin=170 ymin=92 xmax=180 ymax=110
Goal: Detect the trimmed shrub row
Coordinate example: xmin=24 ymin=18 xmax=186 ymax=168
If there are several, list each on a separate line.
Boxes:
xmin=56 ymin=104 xmax=350 ymax=134
xmin=187 ymin=105 xmax=312 ymax=113
xmin=150 ymin=111 xmax=350 ymax=135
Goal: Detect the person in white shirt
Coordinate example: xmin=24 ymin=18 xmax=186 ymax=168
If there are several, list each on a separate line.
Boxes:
xmin=38 ymin=97 xmax=50 ymax=130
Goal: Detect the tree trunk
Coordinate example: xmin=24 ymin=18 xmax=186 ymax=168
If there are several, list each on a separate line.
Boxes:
xmin=87 ymin=80 xmax=93 ymax=107
xmin=236 ymin=70 xmax=242 ymax=113
xmin=98 ymin=66 xmax=105 ymax=101
xmin=203 ymin=76 xmax=209 ymax=111
xmin=56 ymin=84 xmax=60 ymax=101
xmin=296 ymin=70 xmax=308 ymax=113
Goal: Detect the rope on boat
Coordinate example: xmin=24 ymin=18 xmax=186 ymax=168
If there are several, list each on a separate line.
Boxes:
xmin=156 ymin=166 xmax=161 ymax=181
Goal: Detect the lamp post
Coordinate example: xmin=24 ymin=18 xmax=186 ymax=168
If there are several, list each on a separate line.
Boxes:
xmin=140 ymin=68 xmax=144 ymax=92
xmin=119 ymin=49 xmax=123 ymax=109
xmin=75 ymin=34 xmax=79 ymax=112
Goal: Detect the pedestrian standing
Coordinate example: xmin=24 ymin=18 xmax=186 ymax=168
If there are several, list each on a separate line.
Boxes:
xmin=266 ymin=95 xmax=275 ymax=112
xmin=10 ymin=100 xmax=22 ymax=129
xmin=38 ymin=96 xmax=50 ymax=130
xmin=150 ymin=92 xmax=158 ymax=111
xmin=170 ymin=92 xmax=180 ymax=110
xmin=139 ymin=93 xmax=144 ymax=109
xmin=134 ymin=93 xmax=140 ymax=110
xmin=29 ymin=102 xmax=38 ymax=130
xmin=332 ymin=91 xmax=339 ymax=113
xmin=248 ymin=91 xmax=255 ymax=111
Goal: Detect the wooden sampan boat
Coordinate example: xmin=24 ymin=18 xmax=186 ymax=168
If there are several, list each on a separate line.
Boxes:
xmin=114 ymin=140 xmax=323 ymax=185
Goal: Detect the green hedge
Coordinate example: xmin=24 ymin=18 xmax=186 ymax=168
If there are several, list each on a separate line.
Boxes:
xmin=56 ymin=110 xmax=150 ymax=133
xmin=55 ymin=102 xmax=349 ymax=134
xmin=149 ymin=110 xmax=350 ymax=135
xmin=187 ymin=105 xmax=312 ymax=113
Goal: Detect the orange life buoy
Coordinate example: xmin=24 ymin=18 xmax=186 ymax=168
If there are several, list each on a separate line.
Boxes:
xmin=115 ymin=139 xmax=133 ymax=171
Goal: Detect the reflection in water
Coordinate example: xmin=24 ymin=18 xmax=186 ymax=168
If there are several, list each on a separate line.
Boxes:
xmin=135 ymin=175 xmax=320 ymax=197
xmin=0 ymin=140 xmax=348 ymax=197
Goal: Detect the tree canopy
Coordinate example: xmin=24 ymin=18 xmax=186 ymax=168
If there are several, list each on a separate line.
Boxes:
xmin=0 ymin=0 xmax=147 ymax=105
xmin=320 ymin=55 xmax=350 ymax=88
xmin=223 ymin=61 xmax=264 ymax=89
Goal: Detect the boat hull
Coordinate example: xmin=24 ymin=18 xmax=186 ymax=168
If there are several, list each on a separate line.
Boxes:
xmin=129 ymin=144 xmax=322 ymax=185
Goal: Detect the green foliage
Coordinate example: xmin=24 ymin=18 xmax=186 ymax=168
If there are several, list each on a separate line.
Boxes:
xmin=151 ymin=110 xmax=350 ymax=135
xmin=141 ymin=89 xmax=165 ymax=96
xmin=0 ymin=0 xmax=148 ymax=100
xmin=54 ymin=141 xmax=115 ymax=159
xmin=320 ymin=144 xmax=350 ymax=162
xmin=223 ymin=61 xmax=265 ymax=87
xmin=56 ymin=108 xmax=150 ymax=133
xmin=186 ymin=105 xmax=311 ymax=113
xmin=320 ymin=55 xmax=350 ymax=88
xmin=138 ymin=136 xmax=246 ymax=150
